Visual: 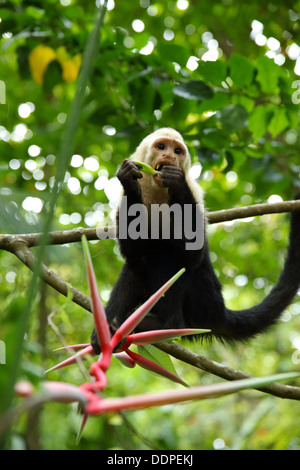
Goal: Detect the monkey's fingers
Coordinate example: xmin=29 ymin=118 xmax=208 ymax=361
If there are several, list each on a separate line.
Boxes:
xmin=160 ymin=166 xmax=184 ymax=188
xmin=117 ymin=159 xmax=143 ymax=182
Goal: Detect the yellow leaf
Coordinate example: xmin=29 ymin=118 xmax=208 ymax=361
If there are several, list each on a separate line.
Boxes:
xmin=61 ymin=55 xmax=82 ymax=83
xmin=56 ymin=46 xmax=69 ymax=63
xmin=29 ymin=45 xmax=57 ymax=85
xmin=29 ymin=45 xmax=82 ymax=85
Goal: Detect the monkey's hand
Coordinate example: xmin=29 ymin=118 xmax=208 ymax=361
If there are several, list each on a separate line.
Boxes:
xmin=160 ymin=165 xmax=185 ymax=190
xmin=117 ymin=159 xmax=143 ymax=191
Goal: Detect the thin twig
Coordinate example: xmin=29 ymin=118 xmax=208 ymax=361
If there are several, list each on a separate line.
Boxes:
xmin=47 ymin=310 xmax=91 ymax=382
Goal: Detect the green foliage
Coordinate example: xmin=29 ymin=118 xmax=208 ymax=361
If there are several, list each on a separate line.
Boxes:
xmin=138 ymin=344 xmax=178 ymax=377
xmin=173 ymin=80 xmax=213 ymax=101
xmin=0 ymin=0 xmax=300 ymax=451
xmin=228 ymin=54 xmax=255 ymax=88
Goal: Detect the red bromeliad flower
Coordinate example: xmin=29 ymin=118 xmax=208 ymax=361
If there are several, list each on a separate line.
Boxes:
xmin=11 ymin=235 xmax=297 ymax=437
xmin=48 ymin=237 xmax=207 ymax=385
xmin=82 ymin=235 xmax=112 ymax=372
xmin=45 ymin=236 xmax=208 ymax=400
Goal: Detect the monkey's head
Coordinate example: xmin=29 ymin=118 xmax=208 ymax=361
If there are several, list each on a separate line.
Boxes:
xmin=131 ymin=128 xmax=191 ymax=188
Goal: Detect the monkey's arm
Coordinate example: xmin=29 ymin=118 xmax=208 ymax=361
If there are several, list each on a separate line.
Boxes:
xmin=117 ymin=159 xmax=143 ymax=199
xmin=159 ymin=165 xmax=205 ymax=268
xmin=116 ymin=159 xmax=148 ymax=260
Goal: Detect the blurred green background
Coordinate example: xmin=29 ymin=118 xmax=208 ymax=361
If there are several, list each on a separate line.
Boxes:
xmin=0 ymin=0 xmax=300 ymax=450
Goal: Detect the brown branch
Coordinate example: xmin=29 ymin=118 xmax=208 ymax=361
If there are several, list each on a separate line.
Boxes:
xmin=0 ymin=226 xmax=115 ymax=249
xmin=207 ymin=199 xmax=300 ymax=224
xmin=0 ymin=199 xmax=299 ymax=312
xmin=8 ymin=239 xmax=91 ymax=312
xmin=1 ymin=199 xmax=299 ymax=248
xmin=155 ymin=342 xmax=300 ymax=401
xmin=0 ymin=199 xmax=298 ymax=312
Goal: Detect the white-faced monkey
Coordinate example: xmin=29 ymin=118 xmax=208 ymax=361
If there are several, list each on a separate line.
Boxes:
xmin=91 ymin=128 xmax=300 ymax=353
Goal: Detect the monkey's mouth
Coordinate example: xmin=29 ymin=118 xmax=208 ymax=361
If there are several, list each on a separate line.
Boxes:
xmin=154 ymin=162 xmax=174 ymax=171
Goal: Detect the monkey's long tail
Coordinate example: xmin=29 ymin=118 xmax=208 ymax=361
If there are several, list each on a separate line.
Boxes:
xmin=223 ymin=194 xmax=300 ymax=341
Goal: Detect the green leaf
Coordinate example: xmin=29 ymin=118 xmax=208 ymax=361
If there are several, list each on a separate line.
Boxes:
xmin=228 ymin=53 xmax=255 ymax=87
xmin=25 ymin=5 xmax=45 ymax=19
xmin=137 ymin=344 xmax=178 ymax=377
xmin=201 ymin=128 xmax=229 ymax=148
xmin=217 ymin=104 xmax=248 ymax=132
xmin=197 ymin=92 xmax=230 ymax=113
xmin=222 ymin=151 xmax=235 ymax=173
xmin=133 ymin=81 xmax=156 ymax=120
xmin=268 ymin=107 xmax=289 ymax=137
xmin=173 ymin=80 xmax=213 ymax=101
xmin=43 ymin=60 xmax=63 ymax=94
xmin=230 ymin=148 xmax=247 ymax=167
xmin=156 ymin=80 xmax=175 ymax=106
xmin=156 ymin=42 xmax=190 ymax=68
xmin=0 ymin=296 xmax=28 ymax=425
xmin=248 ymin=105 xmax=273 ymax=142
xmin=197 ymin=60 xmax=227 ymax=85
xmin=286 ymin=107 xmax=300 ymax=129
xmin=256 ymin=55 xmax=282 ymax=94
xmin=262 ymin=169 xmax=284 ymax=183
xmin=197 ymin=147 xmax=222 ymax=167
xmin=17 ymin=45 xmax=31 ymax=80
xmin=232 ymin=94 xmax=255 ymax=112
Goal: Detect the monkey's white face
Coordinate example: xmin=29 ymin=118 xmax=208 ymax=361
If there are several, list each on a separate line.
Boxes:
xmin=129 ymin=127 xmax=203 ymax=205
xmin=146 ymin=137 xmax=188 ymax=187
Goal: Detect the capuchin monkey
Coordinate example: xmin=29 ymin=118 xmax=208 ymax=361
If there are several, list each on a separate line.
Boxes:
xmin=91 ymin=128 xmax=300 ymax=354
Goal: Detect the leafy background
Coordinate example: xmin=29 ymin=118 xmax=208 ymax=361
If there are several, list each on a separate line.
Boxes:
xmin=0 ymin=0 xmax=300 ymax=450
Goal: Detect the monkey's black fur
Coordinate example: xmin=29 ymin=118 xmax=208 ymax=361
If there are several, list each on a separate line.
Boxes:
xmin=91 ymin=159 xmax=300 ymax=354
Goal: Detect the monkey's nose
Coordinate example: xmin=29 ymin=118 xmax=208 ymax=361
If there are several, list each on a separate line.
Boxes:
xmin=162 ymin=153 xmax=175 ymax=161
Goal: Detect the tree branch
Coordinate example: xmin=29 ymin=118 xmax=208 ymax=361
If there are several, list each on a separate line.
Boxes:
xmin=0 ymin=199 xmax=299 ymax=311
xmin=207 ymin=198 xmax=300 ymax=224
xmin=5 ymin=239 xmax=91 ymax=312
xmin=1 ymin=198 xmax=299 ymax=248
xmin=155 ymin=342 xmax=300 ymax=401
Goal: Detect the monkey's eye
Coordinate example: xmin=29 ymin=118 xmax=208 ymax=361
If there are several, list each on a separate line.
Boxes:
xmin=174 ymin=147 xmax=182 ymax=155
xmin=156 ymin=143 xmax=165 ymax=151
